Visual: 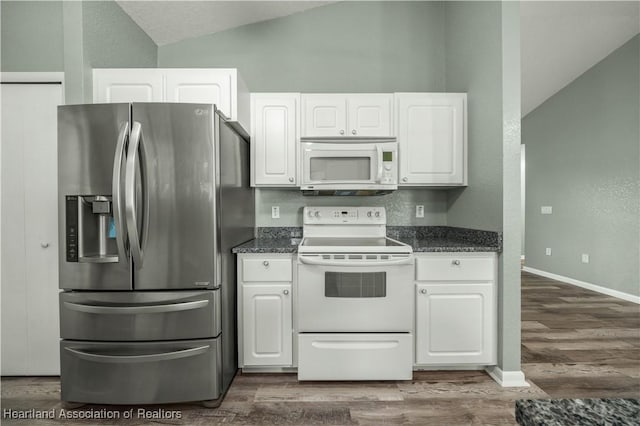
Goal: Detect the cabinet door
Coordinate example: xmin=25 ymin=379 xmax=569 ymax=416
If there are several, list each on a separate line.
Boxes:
xmin=396 ymin=93 xmax=466 ymax=185
xmin=165 ymin=69 xmax=233 ymax=120
xmin=251 ymin=94 xmax=299 ymax=186
xmin=93 ymin=69 xmax=163 ymax=103
xmin=347 ymin=94 xmax=393 ymax=137
xmin=242 ymin=284 xmax=292 ymax=366
xmin=302 ymin=94 xmax=347 ymax=137
xmin=2 ymin=82 xmax=62 ymax=375
xmin=415 ymin=283 xmax=495 ymax=365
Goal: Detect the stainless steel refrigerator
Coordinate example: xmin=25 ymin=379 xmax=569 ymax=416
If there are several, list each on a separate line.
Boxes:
xmin=57 ymin=103 xmax=254 ymax=405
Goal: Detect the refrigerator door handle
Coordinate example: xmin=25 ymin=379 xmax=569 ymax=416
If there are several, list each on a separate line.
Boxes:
xmin=64 ymin=345 xmax=210 ymax=364
xmin=63 ymin=299 xmax=209 ymax=314
xmin=125 ymin=121 xmax=146 ymax=268
xmin=112 ymin=122 xmax=130 ymax=262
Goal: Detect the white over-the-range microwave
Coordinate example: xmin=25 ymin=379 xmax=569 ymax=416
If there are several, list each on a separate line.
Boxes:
xmin=300 ymin=137 xmax=398 ymax=195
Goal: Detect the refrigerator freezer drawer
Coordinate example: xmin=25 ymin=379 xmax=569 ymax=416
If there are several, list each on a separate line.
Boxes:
xmin=60 ymin=290 xmax=220 ymax=341
xmin=61 ymin=338 xmax=221 ymax=404
xmin=298 ymin=333 xmax=413 ymax=381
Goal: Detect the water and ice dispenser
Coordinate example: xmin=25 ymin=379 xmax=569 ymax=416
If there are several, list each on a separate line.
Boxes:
xmin=65 ymin=195 xmax=118 ymax=263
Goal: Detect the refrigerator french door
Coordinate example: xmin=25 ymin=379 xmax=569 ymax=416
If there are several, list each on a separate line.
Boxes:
xmin=57 ymin=103 xmax=253 ymax=405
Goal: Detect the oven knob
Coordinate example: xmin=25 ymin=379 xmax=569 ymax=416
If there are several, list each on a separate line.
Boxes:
xmin=307 ymin=210 xmax=314 ymax=217
xmin=367 ymin=211 xmax=372 ymax=218
xmin=375 ymin=211 xmax=381 ymax=218
xmin=314 ymin=211 xmax=321 ymax=218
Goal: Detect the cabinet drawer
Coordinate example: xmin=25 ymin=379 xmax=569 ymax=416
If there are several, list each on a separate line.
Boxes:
xmin=60 ymin=290 xmax=220 ymax=341
xmin=416 ymin=255 xmax=494 ymax=281
xmin=298 ymin=333 xmax=412 ymax=380
xmin=242 ymin=258 xmax=292 ymax=282
xmin=61 ymin=338 xmax=220 ymax=404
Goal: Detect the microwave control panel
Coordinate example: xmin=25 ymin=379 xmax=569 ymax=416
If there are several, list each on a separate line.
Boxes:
xmin=381 ymin=150 xmax=396 ymax=184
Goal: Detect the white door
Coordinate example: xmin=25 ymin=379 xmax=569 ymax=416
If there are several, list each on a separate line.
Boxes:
xmin=302 ymin=94 xmax=347 ymax=137
xmin=396 ymin=93 xmax=466 ymax=185
xmin=1 ymin=81 xmax=63 ymax=375
xmin=93 ymin=69 xmax=163 ymax=103
xmin=347 ymin=94 xmax=393 ymax=137
xmin=415 ymin=283 xmax=495 ymax=365
xmin=165 ymin=69 xmax=233 ymax=119
xmin=251 ymin=94 xmax=299 ymax=186
xmin=242 ymin=284 xmax=292 ymax=366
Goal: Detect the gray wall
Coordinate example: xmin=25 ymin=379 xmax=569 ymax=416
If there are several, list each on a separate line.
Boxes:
xmin=158 ymin=1 xmax=446 ymax=92
xmin=1 ymin=1 xmax=64 ymax=71
xmin=159 ymin=1 xmax=450 ymax=226
xmin=444 ymin=1 xmax=523 ymax=374
xmin=1 ymin=1 xmax=157 ymax=102
xmin=81 ymin=0 xmax=157 ymax=102
xmin=524 ymin=35 xmax=640 ymax=297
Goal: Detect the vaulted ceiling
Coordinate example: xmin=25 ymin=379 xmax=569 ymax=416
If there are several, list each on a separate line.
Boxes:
xmin=116 ymin=1 xmax=640 ymax=117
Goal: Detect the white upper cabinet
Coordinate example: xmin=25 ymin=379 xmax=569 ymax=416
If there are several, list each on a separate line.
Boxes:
xmin=395 ymin=93 xmax=467 ymax=186
xmin=93 ymin=68 xmax=250 ymax=128
xmin=93 ymin=69 xmax=163 ymax=103
xmin=347 ymin=94 xmax=393 ymax=136
xmin=251 ymin=93 xmax=300 ymax=187
xmin=302 ymin=94 xmax=393 ymax=137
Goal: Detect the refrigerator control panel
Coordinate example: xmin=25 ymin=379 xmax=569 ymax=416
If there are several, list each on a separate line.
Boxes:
xmin=66 ymin=196 xmax=78 ymax=262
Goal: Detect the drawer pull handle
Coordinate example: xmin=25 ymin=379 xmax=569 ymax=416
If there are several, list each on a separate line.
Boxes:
xmin=263 ymin=261 xmax=269 ymax=267
xmin=452 ymin=260 xmax=461 ymax=266
xmin=64 ymin=345 xmax=210 ymax=363
xmin=63 ymin=300 xmax=209 ymax=315
xmin=420 ymin=289 xmax=427 ymax=294
xmin=283 ymin=289 xmax=289 ymax=295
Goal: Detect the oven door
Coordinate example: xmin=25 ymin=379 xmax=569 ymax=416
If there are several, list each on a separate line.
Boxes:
xmin=297 ymin=255 xmax=413 ymax=332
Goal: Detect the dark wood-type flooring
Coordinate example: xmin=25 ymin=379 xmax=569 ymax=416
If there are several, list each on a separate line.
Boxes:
xmin=2 ymin=271 xmax=639 ymax=425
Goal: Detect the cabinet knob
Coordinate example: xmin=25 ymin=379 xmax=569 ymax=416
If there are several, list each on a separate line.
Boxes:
xmin=288 ymin=177 xmax=294 ymax=183
xmin=263 ymin=261 xmax=269 ymax=267
xmin=352 ymin=129 xmax=357 ymax=135
xmin=339 ymin=130 xmax=345 ymax=135
xmin=420 ymin=289 xmax=427 ymax=294
xmin=402 ymin=177 xmax=408 ymax=182
xmin=41 ymin=242 xmax=50 ymax=248
xmin=283 ymin=289 xmax=289 ymax=295
xmin=452 ymin=260 xmax=461 ymax=266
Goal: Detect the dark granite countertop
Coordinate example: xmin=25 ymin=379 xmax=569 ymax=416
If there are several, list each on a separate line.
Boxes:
xmin=232 ymin=237 xmax=300 ymax=254
xmin=232 ymin=226 xmax=501 ymax=254
xmin=515 ymin=398 xmax=640 ymax=426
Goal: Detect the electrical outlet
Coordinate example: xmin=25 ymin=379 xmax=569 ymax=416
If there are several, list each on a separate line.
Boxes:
xmin=541 ymin=206 xmax=553 ymax=214
xmin=271 ymin=206 xmax=280 ymax=219
xmin=545 ymin=248 xmax=552 ymax=256
xmin=416 ymin=205 xmax=424 ymax=218
xmin=581 ymin=254 xmax=590 ymax=264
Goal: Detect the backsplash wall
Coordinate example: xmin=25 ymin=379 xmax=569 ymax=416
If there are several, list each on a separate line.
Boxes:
xmin=256 ymin=189 xmax=448 ymax=227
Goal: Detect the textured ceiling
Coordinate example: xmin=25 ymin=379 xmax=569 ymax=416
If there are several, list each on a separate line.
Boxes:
xmin=116 ymin=1 xmax=336 ymax=46
xmin=521 ymin=1 xmax=640 ymax=116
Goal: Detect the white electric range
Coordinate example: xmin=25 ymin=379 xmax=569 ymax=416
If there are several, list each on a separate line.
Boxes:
xmin=296 ymin=206 xmax=414 ymax=381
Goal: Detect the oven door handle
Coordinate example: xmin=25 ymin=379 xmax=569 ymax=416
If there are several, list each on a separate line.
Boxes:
xmin=298 ymin=256 xmax=413 ymax=267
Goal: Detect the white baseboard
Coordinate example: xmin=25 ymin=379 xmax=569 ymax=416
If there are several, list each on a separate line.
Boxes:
xmin=485 ymin=366 xmax=530 ymax=388
xmin=522 ymin=266 xmax=640 ymax=304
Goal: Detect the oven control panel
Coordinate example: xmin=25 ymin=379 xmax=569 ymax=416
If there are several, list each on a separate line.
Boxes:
xmin=303 ymin=207 xmax=386 ymax=224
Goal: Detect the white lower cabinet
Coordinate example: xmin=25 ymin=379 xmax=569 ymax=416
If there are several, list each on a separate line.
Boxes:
xmin=238 ymin=254 xmax=293 ymax=368
xmin=414 ymin=253 xmax=497 ymax=366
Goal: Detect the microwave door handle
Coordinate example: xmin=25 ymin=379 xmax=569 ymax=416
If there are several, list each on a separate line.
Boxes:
xmin=376 ymin=145 xmax=383 ymax=183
